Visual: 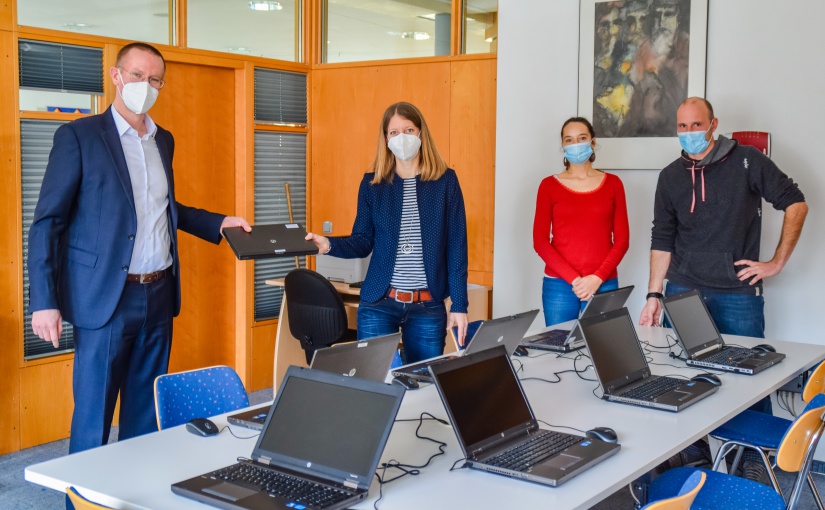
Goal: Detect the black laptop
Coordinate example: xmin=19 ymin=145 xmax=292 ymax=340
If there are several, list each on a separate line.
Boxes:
xmin=223 ymin=224 xmax=319 ymax=260
xmin=521 ymin=285 xmax=635 ymax=353
xmin=662 ymin=290 xmax=785 ymax=375
xmin=429 ymin=346 xmax=620 ymax=487
xmin=580 ymin=308 xmax=719 ymax=412
xmin=391 ymin=309 xmax=539 ymax=383
xmin=228 ymin=333 xmax=401 ymax=430
xmin=173 ymin=366 xmax=404 ymax=510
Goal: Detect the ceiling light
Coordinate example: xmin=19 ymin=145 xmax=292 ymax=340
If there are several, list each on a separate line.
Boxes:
xmin=401 ymin=32 xmax=430 ymax=41
xmin=228 ymin=47 xmax=252 ymax=54
xmin=485 ymin=35 xmax=497 ymax=43
xmin=62 ymin=23 xmax=93 ymax=30
xmin=248 ymin=1 xmax=282 ymax=11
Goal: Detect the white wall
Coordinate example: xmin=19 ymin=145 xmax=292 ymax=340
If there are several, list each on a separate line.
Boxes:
xmin=495 ymin=0 xmax=824 ymax=346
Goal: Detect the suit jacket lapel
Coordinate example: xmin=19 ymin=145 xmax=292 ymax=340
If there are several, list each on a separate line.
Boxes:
xmin=100 ymin=107 xmax=136 ymax=211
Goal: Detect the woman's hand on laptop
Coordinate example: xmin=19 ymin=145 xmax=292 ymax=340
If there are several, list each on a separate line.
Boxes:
xmin=449 ymin=312 xmax=469 ymax=346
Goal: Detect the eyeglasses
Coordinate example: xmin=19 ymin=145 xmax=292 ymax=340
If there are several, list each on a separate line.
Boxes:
xmin=117 ymin=66 xmax=165 ymax=89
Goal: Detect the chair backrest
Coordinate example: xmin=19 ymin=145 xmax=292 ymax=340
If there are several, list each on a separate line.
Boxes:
xmin=642 ymin=471 xmax=705 ymax=510
xmin=284 ymin=269 xmax=349 ymax=362
xmin=777 ymin=405 xmax=825 ymax=509
xmin=803 ymin=362 xmax=825 ymax=402
xmin=66 ymin=486 xmax=113 ymax=509
xmin=154 ymin=365 xmax=249 ymax=430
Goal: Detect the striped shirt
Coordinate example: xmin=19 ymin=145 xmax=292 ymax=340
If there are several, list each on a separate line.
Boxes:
xmin=390 ymin=177 xmax=428 ymax=290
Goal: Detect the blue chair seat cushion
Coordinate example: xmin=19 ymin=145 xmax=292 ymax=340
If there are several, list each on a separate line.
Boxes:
xmin=711 ymin=410 xmax=791 ymax=449
xmin=648 ymin=467 xmax=784 ymax=510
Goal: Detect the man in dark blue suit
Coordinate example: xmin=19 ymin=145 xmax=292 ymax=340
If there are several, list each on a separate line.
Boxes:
xmin=27 ymin=42 xmax=250 ymax=456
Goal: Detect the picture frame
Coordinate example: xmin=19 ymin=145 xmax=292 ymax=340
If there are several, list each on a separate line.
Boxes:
xmin=577 ymin=0 xmax=708 ymax=170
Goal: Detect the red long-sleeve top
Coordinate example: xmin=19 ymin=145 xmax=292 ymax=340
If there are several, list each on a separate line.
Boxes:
xmin=533 ymin=172 xmax=630 ymax=284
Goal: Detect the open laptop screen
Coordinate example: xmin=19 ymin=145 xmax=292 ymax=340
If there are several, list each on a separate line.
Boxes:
xmin=663 ymin=291 xmax=723 ymax=354
xmin=257 ymin=376 xmax=398 ymax=478
xmin=433 ymin=348 xmax=533 ymax=448
xmin=581 ymin=308 xmax=647 ymax=389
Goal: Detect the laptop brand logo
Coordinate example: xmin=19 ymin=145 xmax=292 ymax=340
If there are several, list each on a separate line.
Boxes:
xmin=348 ymin=368 xmax=356 ymax=376
xmin=269 ymin=239 xmax=276 ymax=243
xmin=307 ymin=462 xmax=312 ymax=468
xmin=497 ymin=336 xmax=504 ymax=343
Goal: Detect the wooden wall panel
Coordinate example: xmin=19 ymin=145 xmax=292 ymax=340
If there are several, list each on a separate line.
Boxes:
xmin=0 ymin=0 xmax=12 ymax=32
xmin=249 ymin=323 xmax=278 ymax=392
xmin=450 ymin=59 xmax=497 ymax=286
xmin=150 ymin=62 xmax=237 ymax=373
xmin=20 ymin=360 xmax=73 ymax=448
xmin=0 ymin=30 xmax=21 ymax=455
xmin=310 ymin=63 xmax=451 ymax=237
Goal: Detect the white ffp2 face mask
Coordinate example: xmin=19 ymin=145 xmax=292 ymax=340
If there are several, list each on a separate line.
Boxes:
xmin=118 ymin=70 xmax=159 ymax=115
xmin=387 ymin=133 xmax=421 ymax=161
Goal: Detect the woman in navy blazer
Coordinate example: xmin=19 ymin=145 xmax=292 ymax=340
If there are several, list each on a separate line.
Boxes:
xmin=307 ymin=102 xmax=469 ymax=363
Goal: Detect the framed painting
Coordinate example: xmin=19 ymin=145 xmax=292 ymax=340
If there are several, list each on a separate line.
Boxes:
xmin=577 ymin=0 xmax=708 ymax=169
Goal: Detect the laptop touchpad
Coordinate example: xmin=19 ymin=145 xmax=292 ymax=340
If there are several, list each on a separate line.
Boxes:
xmin=204 ymin=482 xmax=257 ymax=501
xmin=543 ymin=453 xmax=581 ymax=470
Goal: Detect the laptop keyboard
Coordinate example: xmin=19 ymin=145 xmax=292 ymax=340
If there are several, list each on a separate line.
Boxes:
xmin=527 ymin=329 xmax=570 ymax=346
xmin=619 ymin=377 xmax=682 ymax=401
xmin=486 ymin=430 xmax=581 ymax=471
xmin=208 ymin=463 xmax=353 ymax=508
xmin=702 ymin=347 xmax=754 ymax=365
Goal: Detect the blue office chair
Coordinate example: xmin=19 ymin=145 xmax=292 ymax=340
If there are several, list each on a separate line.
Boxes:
xmin=154 ymin=365 xmax=250 ymax=430
xmin=708 ymin=362 xmax=825 ymax=507
xmin=66 ymin=486 xmax=113 ymax=509
xmin=647 ymin=404 xmax=825 ymax=510
xmin=640 ymin=471 xmax=705 ymax=510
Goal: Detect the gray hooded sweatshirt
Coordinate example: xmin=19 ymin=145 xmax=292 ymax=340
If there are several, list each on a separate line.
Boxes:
xmin=650 ymin=135 xmax=805 ymax=293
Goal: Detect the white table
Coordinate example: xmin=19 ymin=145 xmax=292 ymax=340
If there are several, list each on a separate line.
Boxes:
xmin=26 ymin=327 xmax=825 ymax=510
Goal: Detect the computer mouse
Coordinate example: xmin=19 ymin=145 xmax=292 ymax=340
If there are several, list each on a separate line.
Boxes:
xmin=513 ymin=346 xmax=529 ymax=357
xmin=753 ymin=343 xmax=776 ymax=353
xmin=186 ymin=417 xmax=219 ymax=436
xmin=585 ymin=427 xmax=618 ymax=444
xmin=392 ymin=375 xmax=419 ymax=390
xmin=690 ymin=373 xmax=722 ymax=386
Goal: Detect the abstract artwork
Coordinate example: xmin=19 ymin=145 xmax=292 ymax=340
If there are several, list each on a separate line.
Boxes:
xmin=578 ymin=0 xmax=708 ymax=169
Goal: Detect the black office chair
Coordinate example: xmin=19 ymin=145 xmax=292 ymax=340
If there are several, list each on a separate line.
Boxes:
xmin=284 ymin=268 xmax=353 ymax=364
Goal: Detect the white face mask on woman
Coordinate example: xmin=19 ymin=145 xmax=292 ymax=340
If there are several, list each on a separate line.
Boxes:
xmin=387 ymin=133 xmax=421 ymax=161
xmin=118 ymin=69 xmax=159 ymax=115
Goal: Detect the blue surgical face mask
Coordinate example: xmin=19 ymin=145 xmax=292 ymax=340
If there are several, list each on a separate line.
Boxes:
xmin=678 ymin=123 xmax=713 ymax=155
xmin=563 ymin=141 xmax=594 ymax=165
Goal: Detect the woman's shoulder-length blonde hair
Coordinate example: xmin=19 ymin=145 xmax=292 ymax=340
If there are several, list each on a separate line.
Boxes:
xmin=370 ymin=102 xmax=448 ymax=184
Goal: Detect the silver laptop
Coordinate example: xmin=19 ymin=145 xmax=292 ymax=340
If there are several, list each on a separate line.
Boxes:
xmin=173 ymin=366 xmax=405 ymax=510
xmin=228 ymin=333 xmax=400 ymax=430
xmin=391 ymin=309 xmax=539 ymax=383
xmin=521 ymin=285 xmax=635 ymax=353
xmin=581 ymin=308 xmax=719 ymax=412
xmin=662 ymin=290 xmax=785 ymax=375
xmin=429 ymin=346 xmax=620 ymax=487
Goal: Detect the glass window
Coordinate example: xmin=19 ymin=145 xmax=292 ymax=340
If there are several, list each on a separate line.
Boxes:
xmin=463 ymin=0 xmax=497 ymax=54
xmin=18 ymin=40 xmax=103 ymax=113
xmin=17 ymin=0 xmax=169 ymax=45
xmin=323 ymin=0 xmax=452 ymax=64
xmin=188 ymin=0 xmax=301 ymax=61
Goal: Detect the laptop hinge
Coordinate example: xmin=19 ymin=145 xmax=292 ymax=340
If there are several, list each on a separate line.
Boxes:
xmin=343 ymin=480 xmax=358 ymax=489
xmin=693 ymin=343 xmax=723 ymax=358
xmin=258 ymin=456 xmax=271 ymax=466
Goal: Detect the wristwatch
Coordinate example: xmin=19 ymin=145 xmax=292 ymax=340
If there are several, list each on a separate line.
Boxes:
xmin=646 ymin=292 xmax=664 ymax=300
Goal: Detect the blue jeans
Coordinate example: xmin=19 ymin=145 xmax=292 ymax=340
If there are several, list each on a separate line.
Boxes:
xmin=357 ymin=297 xmax=447 ymax=364
xmin=542 ymin=277 xmax=619 ymax=327
xmin=665 ymin=281 xmax=771 ymax=414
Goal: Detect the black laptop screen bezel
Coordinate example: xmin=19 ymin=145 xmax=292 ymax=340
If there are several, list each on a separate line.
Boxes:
xmin=580 ymin=308 xmax=650 ymax=394
xmin=662 ymin=290 xmax=725 ymax=358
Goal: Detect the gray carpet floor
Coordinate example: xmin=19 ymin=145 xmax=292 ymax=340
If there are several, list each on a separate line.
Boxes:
xmin=2 ymin=388 xmax=823 ymax=509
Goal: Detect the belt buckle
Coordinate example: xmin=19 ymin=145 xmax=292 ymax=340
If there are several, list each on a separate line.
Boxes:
xmin=139 ymin=273 xmax=150 ymax=284
xmin=394 ymin=290 xmax=414 ymax=303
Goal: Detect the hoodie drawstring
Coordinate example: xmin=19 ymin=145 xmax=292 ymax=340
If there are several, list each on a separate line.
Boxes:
xmin=688 ymin=159 xmax=706 ymax=214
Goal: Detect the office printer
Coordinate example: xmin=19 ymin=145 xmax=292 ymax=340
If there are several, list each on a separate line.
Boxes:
xmin=315 ymin=253 xmax=371 ymax=283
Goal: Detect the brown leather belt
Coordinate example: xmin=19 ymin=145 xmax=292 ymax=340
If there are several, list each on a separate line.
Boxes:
xmin=388 ymin=288 xmax=433 ymax=303
xmin=126 ymin=267 xmax=171 ymax=284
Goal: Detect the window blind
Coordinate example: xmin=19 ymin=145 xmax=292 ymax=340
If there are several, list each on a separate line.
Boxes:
xmin=254 ymin=68 xmax=307 ymax=125
xmin=19 ymin=39 xmax=103 ymax=94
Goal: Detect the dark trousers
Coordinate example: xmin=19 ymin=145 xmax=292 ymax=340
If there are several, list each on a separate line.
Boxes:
xmin=69 ymin=276 xmax=174 ymax=454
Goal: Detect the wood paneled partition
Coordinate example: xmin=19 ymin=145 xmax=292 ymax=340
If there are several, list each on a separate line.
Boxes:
xmin=310 ymin=57 xmax=496 ymax=286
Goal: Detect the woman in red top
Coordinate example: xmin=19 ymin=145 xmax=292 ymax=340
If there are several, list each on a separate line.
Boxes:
xmin=533 ymin=117 xmax=630 ymax=326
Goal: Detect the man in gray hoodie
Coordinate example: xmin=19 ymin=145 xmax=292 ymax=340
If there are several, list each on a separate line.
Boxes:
xmin=639 ymin=96 xmax=807 ymax=343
